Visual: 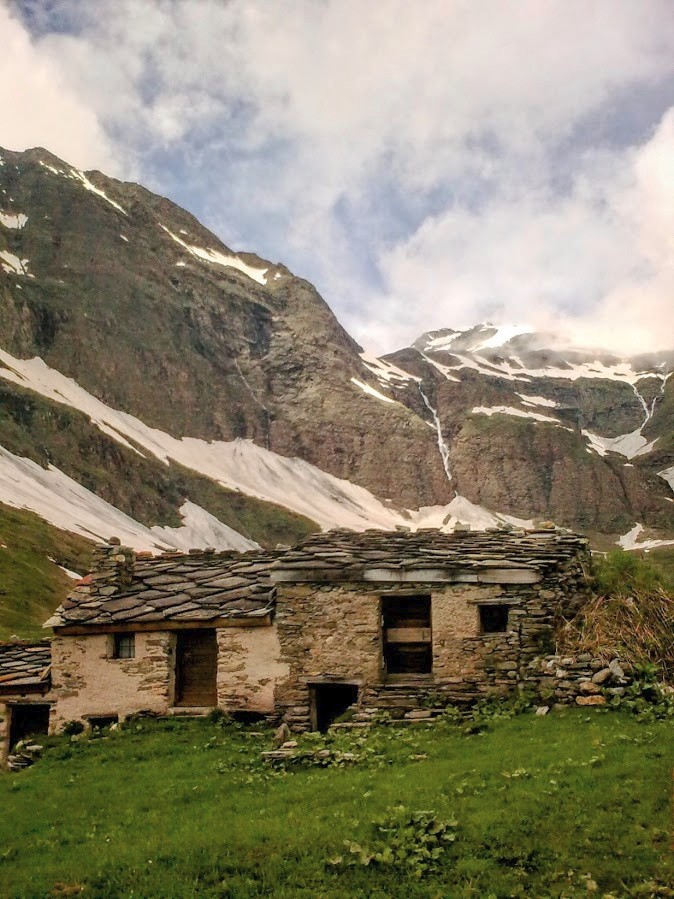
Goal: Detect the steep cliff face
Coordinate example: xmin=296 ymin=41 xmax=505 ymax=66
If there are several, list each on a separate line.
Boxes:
xmin=0 ymin=146 xmax=449 ymax=510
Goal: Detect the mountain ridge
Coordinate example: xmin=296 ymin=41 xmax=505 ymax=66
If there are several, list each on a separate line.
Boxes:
xmin=0 ymin=142 xmax=672 ymax=610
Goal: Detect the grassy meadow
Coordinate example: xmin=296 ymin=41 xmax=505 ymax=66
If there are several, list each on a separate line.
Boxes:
xmin=1 ymin=709 xmax=673 ymax=898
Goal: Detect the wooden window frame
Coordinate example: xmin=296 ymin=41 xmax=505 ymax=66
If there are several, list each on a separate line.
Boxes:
xmin=381 ymin=594 xmax=433 ymax=677
xmin=112 ymin=633 xmax=136 ymax=660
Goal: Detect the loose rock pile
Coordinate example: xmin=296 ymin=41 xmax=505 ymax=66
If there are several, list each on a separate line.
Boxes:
xmin=7 ymin=740 xmax=43 ymax=771
xmin=525 ymin=653 xmax=629 ymax=706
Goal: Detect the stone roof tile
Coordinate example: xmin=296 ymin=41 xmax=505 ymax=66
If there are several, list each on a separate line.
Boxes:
xmin=0 ymin=641 xmax=51 ymax=690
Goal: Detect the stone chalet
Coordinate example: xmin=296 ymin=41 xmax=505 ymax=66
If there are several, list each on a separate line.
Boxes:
xmin=1 ymin=527 xmax=590 ymax=759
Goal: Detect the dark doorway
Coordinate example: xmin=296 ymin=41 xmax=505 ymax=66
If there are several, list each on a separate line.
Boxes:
xmin=310 ymin=683 xmax=359 ymax=732
xmin=9 ymin=704 xmax=50 ymax=748
xmin=382 ymin=595 xmax=432 ymax=675
xmin=175 ymin=629 xmax=218 ymax=707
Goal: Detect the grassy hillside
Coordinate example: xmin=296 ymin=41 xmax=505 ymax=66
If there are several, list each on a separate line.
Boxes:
xmin=0 ymin=503 xmax=94 ymax=640
xmin=1 ymin=710 xmax=672 ymax=897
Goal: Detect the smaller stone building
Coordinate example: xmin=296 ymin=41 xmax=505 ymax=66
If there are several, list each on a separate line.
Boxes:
xmin=0 ymin=641 xmax=52 ymax=766
xmin=34 ymin=527 xmax=590 ymax=741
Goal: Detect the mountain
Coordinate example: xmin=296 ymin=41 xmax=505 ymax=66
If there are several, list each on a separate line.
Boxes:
xmin=375 ymin=324 xmax=674 ymax=540
xmin=0 ymin=146 xmax=673 ymax=634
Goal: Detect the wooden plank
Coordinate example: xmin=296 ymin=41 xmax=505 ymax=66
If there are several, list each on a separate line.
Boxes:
xmin=385 ymin=627 xmax=432 ymax=644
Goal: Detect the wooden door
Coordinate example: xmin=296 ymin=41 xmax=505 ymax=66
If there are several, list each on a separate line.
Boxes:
xmin=175 ymin=629 xmax=218 ymax=707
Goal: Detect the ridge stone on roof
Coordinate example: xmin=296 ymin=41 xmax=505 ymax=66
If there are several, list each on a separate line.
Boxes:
xmin=0 ymin=640 xmax=51 ymax=689
xmin=270 ymin=527 xmax=588 ymax=581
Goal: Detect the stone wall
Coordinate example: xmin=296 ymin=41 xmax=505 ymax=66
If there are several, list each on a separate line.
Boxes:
xmin=50 ymin=632 xmax=174 ymax=730
xmin=216 ymin=626 xmax=289 ymax=714
xmin=274 ymin=557 xmax=589 ymax=728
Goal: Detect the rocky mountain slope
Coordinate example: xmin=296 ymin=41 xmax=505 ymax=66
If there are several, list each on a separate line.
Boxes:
xmin=375 ymin=325 xmax=673 ymax=541
xmin=0 ymin=145 xmax=672 ymax=611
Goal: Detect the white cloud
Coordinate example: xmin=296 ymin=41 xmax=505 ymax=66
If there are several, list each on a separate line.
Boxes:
xmin=3 ymin=0 xmax=674 ymax=354
xmin=0 ymin=3 xmax=117 ymax=172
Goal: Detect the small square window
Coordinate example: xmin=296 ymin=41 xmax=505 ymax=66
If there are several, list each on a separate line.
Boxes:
xmin=113 ymin=633 xmax=135 ymax=659
xmin=479 ymin=604 xmax=509 ymax=634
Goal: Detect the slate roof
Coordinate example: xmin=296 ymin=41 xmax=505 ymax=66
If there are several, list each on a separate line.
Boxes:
xmin=45 ymin=528 xmax=588 ymax=630
xmin=271 ymin=527 xmax=587 ymax=578
xmin=0 ymin=641 xmax=51 ymax=690
xmin=46 ymin=550 xmax=278 ymax=630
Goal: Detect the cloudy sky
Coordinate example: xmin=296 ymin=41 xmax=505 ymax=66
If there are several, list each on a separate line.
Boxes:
xmin=2 ymin=0 xmax=673 ymax=354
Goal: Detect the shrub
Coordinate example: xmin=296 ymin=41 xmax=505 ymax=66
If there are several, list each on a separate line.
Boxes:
xmin=330 ymin=807 xmax=458 ymax=876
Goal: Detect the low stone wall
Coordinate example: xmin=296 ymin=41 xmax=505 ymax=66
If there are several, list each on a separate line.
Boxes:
xmin=524 ymin=653 xmax=630 ymax=707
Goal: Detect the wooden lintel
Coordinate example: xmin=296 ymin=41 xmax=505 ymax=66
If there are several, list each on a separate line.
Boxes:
xmin=54 ymin=614 xmax=273 ymax=636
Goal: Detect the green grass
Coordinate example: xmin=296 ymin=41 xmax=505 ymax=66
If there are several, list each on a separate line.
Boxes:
xmin=1 ymin=710 xmax=672 ymax=897
xmin=647 ymin=546 xmax=674 ymax=585
xmin=0 ymin=503 xmax=94 ymax=641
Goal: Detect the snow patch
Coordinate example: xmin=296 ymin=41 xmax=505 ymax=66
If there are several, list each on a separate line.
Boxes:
xmin=360 ymin=351 xmax=419 ymax=385
xmin=119 ymin=234 xmax=129 ymax=242
xmin=150 ymin=501 xmax=259 ymax=552
xmin=517 ymin=393 xmax=558 ymax=408
xmin=472 ymin=406 xmax=561 ymax=424
xmin=659 ymin=466 xmax=674 ymax=492
xmin=618 ymin=523 xmax=674 ymax=551
xmin=38 ymin=160 xmax=126 ymax=214
xmin=0 ymin=251 xmax=30 ymax=276
xmin=475 ymin=324 xmax=533 ymax=350
xmin=71 ymin=169 xmax=126 ymax=214
xmin=351 ymin=378 xmax=395 ymax=404
xmin=39 ymin=161 xmax=63 ymax=176
xmin=161 ymin=225 xmax=268 ymax=285
xmin=48 ymin=557 xmax=82 ymax=580
xmin=582 ymin=429 xmax=658 ymax=459
xmin=0 ymin=444 xmax=255 ymax=553
xmin=0 ymin=211 xmax=27 ymax=229
xmin=0 ymin=349 xmax=543 ymax=538
xmin=419 ymin=385 xmax=452 ymax=482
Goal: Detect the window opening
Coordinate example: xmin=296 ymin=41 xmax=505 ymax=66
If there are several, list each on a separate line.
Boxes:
xmin=88 ymin=715 xmax=119 ymax=730
xmin=113 ymin=633 xmax=135 ymax=659
xmin=479 ymin=604 xmax=509 ymax=633
xmin=382 ymin=595 xmax=432 ymax=675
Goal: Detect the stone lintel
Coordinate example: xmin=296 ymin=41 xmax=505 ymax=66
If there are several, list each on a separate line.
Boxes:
xmin=476 ymin=569 xmax=541 ymax=584
xmin=363 ymin=568 xmax=479 ymax=583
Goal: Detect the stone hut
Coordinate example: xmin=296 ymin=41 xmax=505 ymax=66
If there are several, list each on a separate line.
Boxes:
xmin=271 ymin=528 xmax=589 ymax=728
xmin=45 ymin=543 xmax=286 ymax=733
xmin=0 ymin=640 xmax=52 ymax=766
xmin=37 ymin=527 xmax=590 ymax=738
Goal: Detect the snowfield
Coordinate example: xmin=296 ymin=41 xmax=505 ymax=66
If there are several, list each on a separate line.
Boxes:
xmin=0 ymin=349 xmax=537 ymax=544
xmin=0 ymin=445 xmax=255 ymax=553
